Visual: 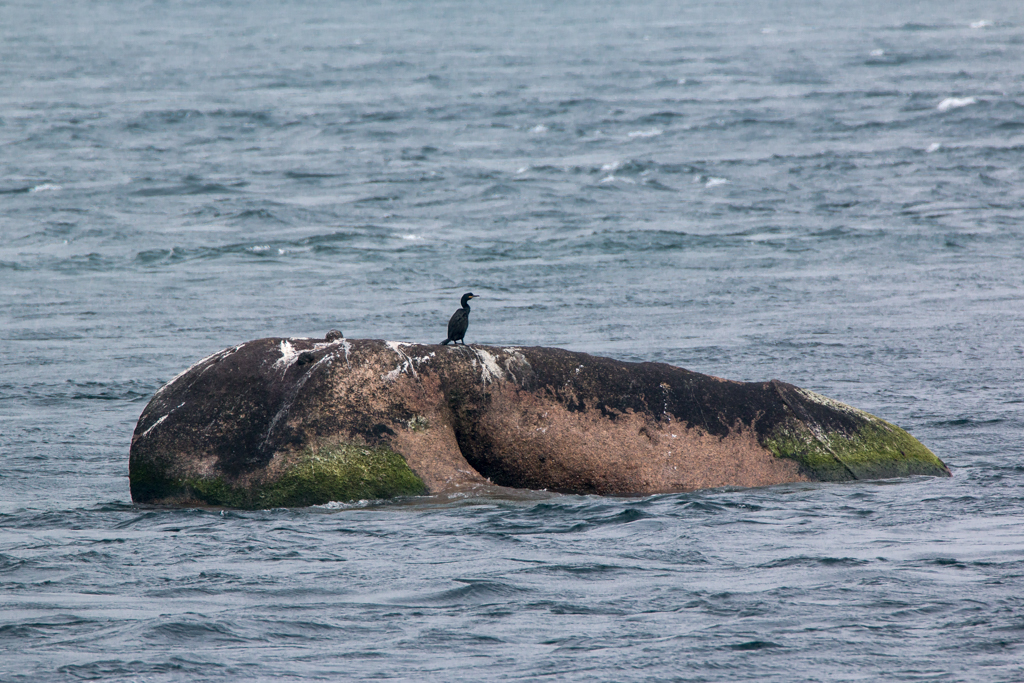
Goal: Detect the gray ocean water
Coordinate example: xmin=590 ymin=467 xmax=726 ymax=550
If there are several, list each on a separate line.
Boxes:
xmin=3 ymin=0 xmax=1024 ymax=680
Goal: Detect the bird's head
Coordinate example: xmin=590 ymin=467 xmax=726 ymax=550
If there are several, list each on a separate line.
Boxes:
xmin=460 ymin=292 xmax=478 ymax=306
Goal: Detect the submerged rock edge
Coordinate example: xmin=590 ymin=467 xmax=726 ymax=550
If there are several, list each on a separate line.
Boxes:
xmin=762 ymin=384 xmax=949 ymax=481
xmin=130 ymin=443 xmax=427 ymax=509
xmin=765 ymin=417 xmax=949 ymax=481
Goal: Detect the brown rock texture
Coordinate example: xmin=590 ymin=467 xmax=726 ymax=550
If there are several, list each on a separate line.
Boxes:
xmin=129 ymin=337 xmax=950 ymax=508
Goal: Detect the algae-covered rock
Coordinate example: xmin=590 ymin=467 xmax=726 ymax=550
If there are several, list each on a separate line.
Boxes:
xmin=129 ymin=337 xmax=949 ymax=509
xmin=131 ymin=443 xmax=426 ymax=509
xmin=763 ymin=385 xmax=945 ymax=482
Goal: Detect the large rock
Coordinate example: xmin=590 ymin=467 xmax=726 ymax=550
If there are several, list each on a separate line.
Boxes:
xmin=129 ymin=337 xmax=950 ymax=508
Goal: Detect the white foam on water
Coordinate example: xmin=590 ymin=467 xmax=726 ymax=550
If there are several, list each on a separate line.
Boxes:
xmin=315 ymin=499 xmax=375 ymax=510
xmin=745 ymin=230 xmax=795 ymax=242
xmin=937 ymin=96 xmax=976 ymax=112
xmin=927 ymin=142 xmax=942 ymax=153
xmin=29 ymin=183 xmax=61 ymax=193
xmin=627 ymin=128 xmax=663 ymax=139
xmin=870 ymin=49 xmax=885 ymax=57
xmin=970 ymin=20 xmax=992 ymax=29
xmin=529 ymin=124 xmax=548 ymax=134
xmin=705 ymin=177 xmax=729 ymax=188
xmin=600 ymin=175 xmax=636 ymax=184
xmin=400 ymin=234 xmax=423 ymax=241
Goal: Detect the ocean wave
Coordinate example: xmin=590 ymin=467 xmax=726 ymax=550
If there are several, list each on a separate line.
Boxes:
xmin=28 ymin=183 xmax=61 ymax=193
xmin=627 ymin=128 xmax=663 ymax=138
xmin=937 ymin=96 xmax=977 ymax=112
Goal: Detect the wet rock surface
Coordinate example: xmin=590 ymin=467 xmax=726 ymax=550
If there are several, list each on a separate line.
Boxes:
xmin=129 ymin=338 xmax=950 ymax=508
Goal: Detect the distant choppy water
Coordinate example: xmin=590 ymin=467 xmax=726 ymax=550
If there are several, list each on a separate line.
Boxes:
xmin=3 ymin=0 xmax=1024 ymax=680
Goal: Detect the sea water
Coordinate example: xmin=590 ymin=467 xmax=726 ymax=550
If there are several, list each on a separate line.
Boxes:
xmin=2 ymin=1 xmax=1023 ymax=680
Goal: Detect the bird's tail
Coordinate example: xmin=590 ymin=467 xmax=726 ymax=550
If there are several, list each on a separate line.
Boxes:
xmin=440 ymin=339 xmax=452 ymax=345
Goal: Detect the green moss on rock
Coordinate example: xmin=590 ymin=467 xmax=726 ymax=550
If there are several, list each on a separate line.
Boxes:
xmin=132 ymin=443 xmax=427 ymax=509
xmin=765 ymin=419 xmax=949 ymax=482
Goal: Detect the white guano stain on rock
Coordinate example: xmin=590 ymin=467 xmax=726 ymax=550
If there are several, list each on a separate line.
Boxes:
xmin=383 ymin=340 xmax=417 ymax=381
xmin=341 ymin=340 xmax=352 ymax=362
xmin=796 ymin=387 xmax=875 ymax=422
xmin=140 ymin=414 xmax=168 ymax=438
xmin=385 ymin=340 xmax=410 ymax=355
xmin=155 ymin=344 xmax=245 ymax=397
xmin=381 ymin=341 xmax=437 ymax=382
xmin=273 ymin=340 xmax=300 ymax=370
xmin=501 ymin=349 xmax=530 ymax=383
xmin=473 ymin=348 xmax=505 ymax=384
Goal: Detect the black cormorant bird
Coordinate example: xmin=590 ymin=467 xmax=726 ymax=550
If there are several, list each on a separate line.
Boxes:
xmin=441 ymin=292 xmax=478 ymax=345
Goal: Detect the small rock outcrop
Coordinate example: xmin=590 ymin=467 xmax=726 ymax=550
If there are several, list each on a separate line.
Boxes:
xmin=129 ymin=337 xmax=950 ymax=508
